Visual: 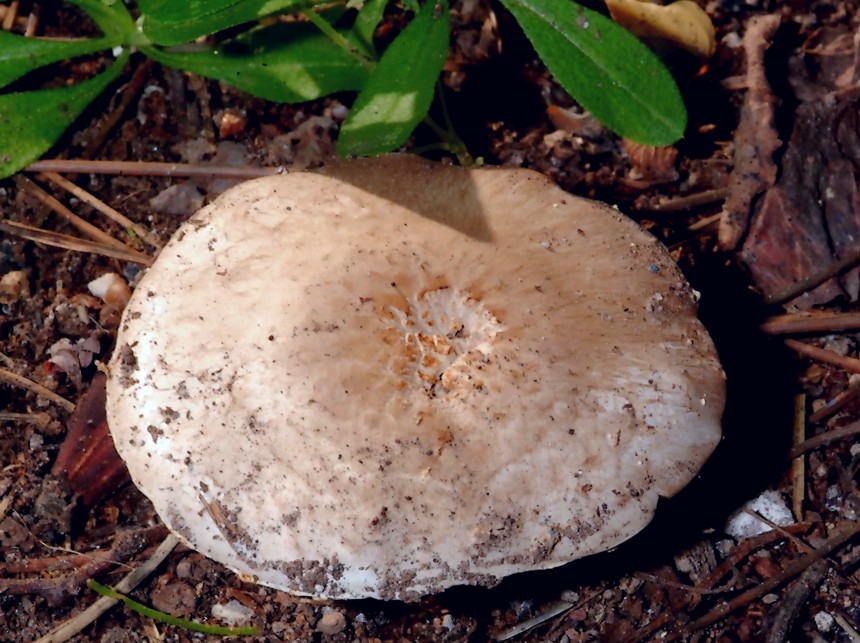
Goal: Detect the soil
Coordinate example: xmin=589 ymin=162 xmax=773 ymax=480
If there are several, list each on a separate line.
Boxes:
xmin=2 ymin=1 xmax=860 ymax=642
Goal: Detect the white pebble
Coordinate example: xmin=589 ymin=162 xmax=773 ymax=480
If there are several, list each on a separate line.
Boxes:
xmin=211 ymin=599 xmax=254 ymax=625
xmin=814 ymin=611 xmax=834 ymax=633
xmin=724 ymin=490 xmax=794 ymax=539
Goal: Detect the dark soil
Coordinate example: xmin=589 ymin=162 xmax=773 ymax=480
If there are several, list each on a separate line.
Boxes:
xmin=2 ymin=1 xmax=860 ymax=641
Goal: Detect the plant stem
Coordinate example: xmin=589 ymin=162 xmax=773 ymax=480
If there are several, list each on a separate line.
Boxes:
xmin=87 ymin=580 xmax=258 ymax=636
xmin=301 ymin=7 xmax=375 ymax=70
xmin=419 ymin=83 xmax=473 ymax=165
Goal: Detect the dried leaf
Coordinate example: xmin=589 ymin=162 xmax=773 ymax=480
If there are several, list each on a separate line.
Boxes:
xmin=605 ymin=0 xmax=716 ymax=58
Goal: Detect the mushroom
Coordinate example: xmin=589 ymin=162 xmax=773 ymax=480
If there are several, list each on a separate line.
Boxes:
xmin=105 ymin=155 xmax=724 ymax=601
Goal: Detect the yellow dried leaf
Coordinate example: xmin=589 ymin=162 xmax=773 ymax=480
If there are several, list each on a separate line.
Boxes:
xmin=605 ymin=0 xmax=716 ymax=58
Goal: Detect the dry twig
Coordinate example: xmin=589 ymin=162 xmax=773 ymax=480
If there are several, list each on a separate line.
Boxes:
xmin=492 ymin=592 xmax=587 ymax=641
xmin=0 ymin=220 xmax=153 ymax=265
xmin=0 ymin=411 xmax=51 ymax=427
xmin=691 ymin=525 xmax=811 ymax=603
xmin=791 ymin=394 xmax=806 ymax=521
xmin=27 ymin=159 xmax=284 ymax=179
xmin=0 ymin=525 xmax=168 ymax=606
xmin=81 ymin=60 xmax=155 ymax=160
xmin=684 ymin=517 xmax=860 ymax=633
xmin=833 ymin=613 xmax=860 ymax=642
xmin=642 ymin=187 xmax=729 ymax=214
xmin=761 ymin=311 xmax=860 ymax=335
xmin=1 ymin=0 xmax=18 ymax=30
xmin=785 ymin=338 xmax=860 ymax=374
xmin=0 ymin=367 xmax=74 ymax=412
xmin=765 ymin=247 xmax=860 ymax=306
xmin=809 ymin=377 xmax=860 ymax=423
xmin=688 ymin=212 xmax=722 ymax=232
xmin=788 ymin=420 xmax=860 ymax=460
xmin=763 ymin=559 xmax=829 ymax=643
xmin=15 ymin=176 xmax=130 ymax=251
xmin=33 ymin=530 xmax=179 ymax=643
xmin=40 ymin=172 xmax=162 ymax=251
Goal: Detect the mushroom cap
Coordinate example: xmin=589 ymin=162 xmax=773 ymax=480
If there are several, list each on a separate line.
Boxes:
xmin=106 ymin=155 xmax=724 ymax=601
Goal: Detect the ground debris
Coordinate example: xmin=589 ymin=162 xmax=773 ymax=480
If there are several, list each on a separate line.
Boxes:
xmin=718 ymin=14 xmax=781 ymax=251
xmin=4 ymin=0 xmax=860 ymax=640
xmin=731 ymin=17 xmax=860 ymax=307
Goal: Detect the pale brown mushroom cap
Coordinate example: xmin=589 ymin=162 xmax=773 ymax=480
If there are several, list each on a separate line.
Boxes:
xmin=106 ymin=155 xmax=725 ymax=601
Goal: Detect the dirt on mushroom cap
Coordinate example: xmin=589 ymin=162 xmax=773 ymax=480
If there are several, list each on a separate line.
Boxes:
xmin=105 ymin=155 xmax=725 ymax=601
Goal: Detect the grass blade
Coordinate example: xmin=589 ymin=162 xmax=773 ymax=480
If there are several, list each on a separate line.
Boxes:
xmin=87 ymin=580 xmax=257 ymax=636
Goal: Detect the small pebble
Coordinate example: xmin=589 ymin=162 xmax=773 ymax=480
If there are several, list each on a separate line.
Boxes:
xmin=149 ymin=581 xmax=196 ymax=617
xmin=175 ymin=558 xmax=193 ymax=579
xmin=212 ymin=598 xmax=255 ymax=625
xmin=217 ymin=109 xmax=248 ymax=138
xmin=0 ymin=270 xmax=28 ymax=304
xmin=560 ymin=589 xmax=580 ymax=603
xmin=29 ymin=433 xmax=44 ymax=451
xmin=675 ymin=554 xmax=693 ymax=573
xmin=87 ymin=273 xmax=131 ymax=310
xmin=724 ymin=490 xmax=794 ymax=539
xmin=316 ymin=609 xmax=347 ymax=635
xmin=329 ymin=102 xmax=349 ymax=121
xmin=149 ymin=183 xmax=204 ymax=216
xmin=814 ymin=611 xmax=834 ymax=633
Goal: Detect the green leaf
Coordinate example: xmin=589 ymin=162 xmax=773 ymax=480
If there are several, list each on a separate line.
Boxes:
xmin=0 ymin=0 xmax=134 ymax=89
xmin=69 ymin=0 xmax=136 ymax=41
xmin=349 ymin=0 xmax=388 ymax=57
xmin=339 ymin=0 xmax=449 ymax=156
xmin=497 ymin=0 xmax=686 ymax=145
xmin=0 ymin=32 xmax=114 ymax=88
xmin=0 ymin=50 xmax=129 ymax=179
xmin=138 ymin=0 xmax=318 ymax=46
xmin=143 ymin=22 xmax=369 ymax=103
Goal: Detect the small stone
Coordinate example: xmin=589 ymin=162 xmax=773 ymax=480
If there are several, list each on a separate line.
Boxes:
xmin=316 ymin=609 xmax=347 ymax=635
xmin=0 ymin=270 xmax=28 ymax=304
xmin=175 ymin=558 xmax=193 ymax=579
xmin=825 ymin=485 xmax=841 ymax=511
xmin=814 ymin=611 xmax=834 ymax=633
xmin=149 ymin=581 xmax=196 ymax=617
xmin=29 ymin=433 xmax=43 ymax=451
xmin=725 ymin=490 xmax=794 ymax=539
xmin=674 ymin=554 xmax=693 ymax=573
xmin=87 ymin=273 xmax=131 ymax=310
xmin=217 ymin=109 xmax=248 ymax=138
xmin=560 ymin=589 xmax=580 ymax=603
xmin=212 ymin=598 xmax=255 ymax=625
xmin=149 ymin=182 xmax=204 ymax=216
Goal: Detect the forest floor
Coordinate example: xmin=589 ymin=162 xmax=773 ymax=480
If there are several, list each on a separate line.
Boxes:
xmin=2 ymin=0 xmax=860 ymax=641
